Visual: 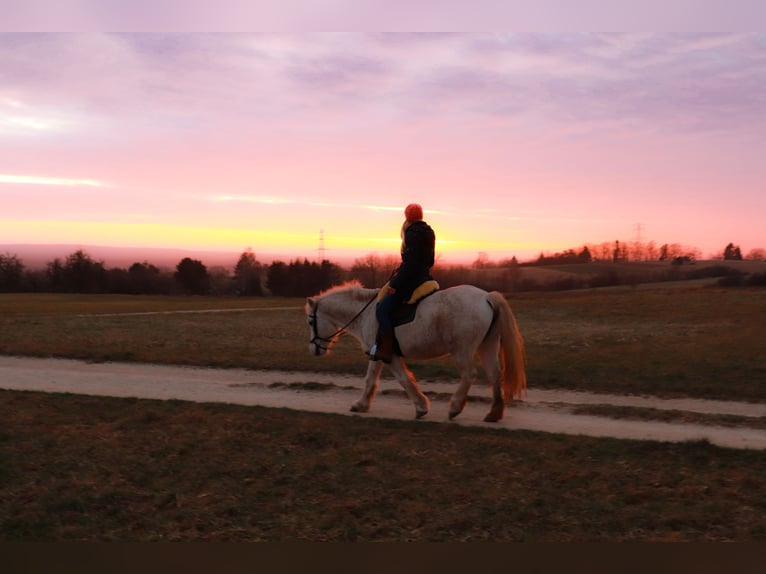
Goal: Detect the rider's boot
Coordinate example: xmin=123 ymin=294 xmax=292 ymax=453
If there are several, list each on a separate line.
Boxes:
xmin=369 ymin=328 xmax=394 ymax=364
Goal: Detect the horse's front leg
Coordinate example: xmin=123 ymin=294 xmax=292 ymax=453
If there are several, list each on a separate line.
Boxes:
xmin=351 ymin=360 xmax=383 ymax=413
xmin=389 ymin=358 xmax=430 ymax=419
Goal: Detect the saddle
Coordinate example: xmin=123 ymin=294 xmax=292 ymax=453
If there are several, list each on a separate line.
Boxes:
xmin=378 ymin=279 xmax=440 ymax=328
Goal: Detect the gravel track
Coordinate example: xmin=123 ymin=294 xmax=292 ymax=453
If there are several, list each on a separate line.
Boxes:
xmin=2 ymin=355 xmax=765 ymax=450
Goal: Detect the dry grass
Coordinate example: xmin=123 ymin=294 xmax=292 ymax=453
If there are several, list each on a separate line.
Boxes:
xmin=572 ymin=404 xmax=766 ymax=430
xmin=0 ymin=293 xmax=298 ymax=316
xmin=512 ymin=287 xmax=766 ymax=401
xmin=3 ymin=286 xmax=766 ymax=541
xmin=1 ymin=287 xmax=765 ymax=400
xmin=3 ymin=390 xmax=766 ymax=541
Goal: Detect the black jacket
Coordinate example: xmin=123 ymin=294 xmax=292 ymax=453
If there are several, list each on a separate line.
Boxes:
xmin=389 ymin=220 xmax=435 ymax=299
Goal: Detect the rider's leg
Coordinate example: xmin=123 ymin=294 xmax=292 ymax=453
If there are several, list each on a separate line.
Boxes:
xmin=370 ymin=293 xmax=399 ymax=363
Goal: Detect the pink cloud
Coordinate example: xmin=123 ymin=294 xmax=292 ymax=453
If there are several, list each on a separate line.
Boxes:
xmin=1 ymin=33 xmax=764 ymax=262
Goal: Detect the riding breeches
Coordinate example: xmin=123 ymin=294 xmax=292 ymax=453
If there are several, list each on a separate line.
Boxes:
xmin=376 ymin=291 xmax=406 ymax=333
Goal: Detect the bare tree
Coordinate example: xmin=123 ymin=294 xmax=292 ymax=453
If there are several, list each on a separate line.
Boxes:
xmin=473 ymin=252 xmax=491 ymax=269
xmin=350 ymin=253 xmax=399 ymax=287
xmin=723 ymin=243 xmax=743 ymax=261
xmin=350 ymin=253 xmax=383 ymax=287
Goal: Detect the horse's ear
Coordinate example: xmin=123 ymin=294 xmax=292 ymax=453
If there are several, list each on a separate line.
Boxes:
xmin=306 ymin=297 xmax=315 ymax=308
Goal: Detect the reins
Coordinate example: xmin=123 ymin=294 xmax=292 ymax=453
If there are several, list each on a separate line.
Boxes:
xmin=310 ymin=292 xmax=378 ymax=354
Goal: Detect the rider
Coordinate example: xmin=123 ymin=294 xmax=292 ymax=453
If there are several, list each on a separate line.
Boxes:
xmin=370 ymin=203 xmax=436 ymax=363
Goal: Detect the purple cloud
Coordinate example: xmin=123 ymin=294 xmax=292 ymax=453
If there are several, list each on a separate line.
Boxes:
xmin=2 ymin=33 xmax=764 ymax=139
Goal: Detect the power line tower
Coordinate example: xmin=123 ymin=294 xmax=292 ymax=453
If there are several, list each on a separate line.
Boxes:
xmin=634 ymin=223 xmax=644 ymax=243
xmin=318 ymin=229 xmax=326 ymax=262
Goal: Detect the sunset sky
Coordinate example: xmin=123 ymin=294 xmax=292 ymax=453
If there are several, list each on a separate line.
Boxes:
xmin=1 ymin=32 xmax=764 ymax=264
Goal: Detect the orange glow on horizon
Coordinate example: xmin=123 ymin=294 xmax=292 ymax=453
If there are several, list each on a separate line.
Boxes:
xmin=1 ymin=215 xmax=545 ymax=265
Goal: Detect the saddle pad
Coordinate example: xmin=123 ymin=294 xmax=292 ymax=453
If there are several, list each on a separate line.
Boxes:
xmin=406 ymin=280 xmax=440 ymax=304
xmin=376 ymin=279 xmax=440 ymax=303
xmin=391 ymin=281 xmax=440 ymax=328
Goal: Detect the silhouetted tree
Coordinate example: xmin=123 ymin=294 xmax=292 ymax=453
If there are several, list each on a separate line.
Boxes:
xmin=613 ymin=241 xmax=626 ymax=263
xmin=106 ymin=268 xmax=131 ymax=293
xmin=46 ymin=258 xmax=64 ymax=291
xmin=723 ymin=243 xmax=743 ymax=261
xmin=266 ymin=261 xmax=289 ymax=296
xmin=586 ymin=242 xmax=613 ymax=262
xmin=533 ymin=248 xmax=586 ymax=266
xmin=672 ymin=255 xmax=694 ymax=266
xmin=316 ymin=259 xmax=343 ymax=293
xmin=19 ymin=268 xmax=48 ymax=292
xmin=473 ymin=252 xmax=491 ymax=269
xmin=350 ymin=253 xmax=397 ymax=287
xmin=174 ymin=257 xmax=210 ymax=295
xmin=0 ymin=253 xmax=24 ymax=292
xmin=208 ymin=266 xmax=233 ymax=295
xmin=128 ymin=261 xmax=167 ymax=294
xmin=267 ymin=258 xmax=342 ymax=297
xmin=507 ymin=256 xmax=522 ymax=291
xmin=234 ymin=248 xmax=263 ymax=296
xmin=45 ymin=250 xmax=108 ymax=293
xmin=645 ymin=241 xmax=659 ymax=262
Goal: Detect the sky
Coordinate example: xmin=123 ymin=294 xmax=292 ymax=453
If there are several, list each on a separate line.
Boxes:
xmin=1 ymin=32 xmax=765 ymax=264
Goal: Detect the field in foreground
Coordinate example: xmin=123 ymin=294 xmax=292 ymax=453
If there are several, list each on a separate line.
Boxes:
xmin=2 ymin=286 xmax=765 ymax=541
xmin=2 ymin=390 xmax=766 ymax=542
xmin=1 ymin=286 xmax=765 ymax=401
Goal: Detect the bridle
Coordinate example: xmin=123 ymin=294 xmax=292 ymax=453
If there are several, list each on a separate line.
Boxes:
xmin=309 ymin=293 xmax=377 ymax=355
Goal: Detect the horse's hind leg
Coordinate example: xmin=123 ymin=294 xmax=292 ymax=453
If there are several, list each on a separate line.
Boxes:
xmin=484 ymin=385 xmax=505 ymax=422
xmin=448 ymin=355 xmax=477 ymax=420
xmin=479 ymin=341 xmax=505 ymax=423
xmin=351 ymin=360 xmax=383 ymax=413
xmin=390 ymin=358 xmax=430 ymax=419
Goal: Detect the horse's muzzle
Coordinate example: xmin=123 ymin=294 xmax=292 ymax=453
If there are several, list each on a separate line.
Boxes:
xmin=310 ymin=343 xmax=325 ymax=356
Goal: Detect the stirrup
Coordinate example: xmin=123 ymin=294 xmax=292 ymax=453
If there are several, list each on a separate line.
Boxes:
xmin=368 ymin=343 xmax=393 ymax=363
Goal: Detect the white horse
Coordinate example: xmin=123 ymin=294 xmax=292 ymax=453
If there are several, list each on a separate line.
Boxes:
xmin=305 ymin=281 xmax=526 ymax=422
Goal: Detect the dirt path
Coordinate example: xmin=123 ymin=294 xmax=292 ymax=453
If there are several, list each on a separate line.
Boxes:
xmin=2 ymin=355 xmax=766 ymax=450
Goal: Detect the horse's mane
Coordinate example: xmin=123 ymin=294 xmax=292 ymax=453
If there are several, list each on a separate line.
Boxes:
xmin=318 ymin=281 xmax=378 ymax=301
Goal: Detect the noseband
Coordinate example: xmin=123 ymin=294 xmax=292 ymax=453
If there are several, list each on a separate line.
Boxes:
xmin=309 ymin=294 xmax=377 ymax=355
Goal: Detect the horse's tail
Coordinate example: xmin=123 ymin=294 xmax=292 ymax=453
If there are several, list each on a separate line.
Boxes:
xmin=487 ymin=292 xmax=527 ymax=402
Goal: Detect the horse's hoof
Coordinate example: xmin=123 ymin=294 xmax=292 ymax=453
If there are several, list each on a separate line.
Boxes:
xmin=448 ymin=411 xmax=460 ymax=420
xmin=350 ymin=403 xmax=368 ymax=413
xmin=415 ymin=409 xmax=428 ymax=419
xmin=484 ymin=406 xmax=505 ymax=422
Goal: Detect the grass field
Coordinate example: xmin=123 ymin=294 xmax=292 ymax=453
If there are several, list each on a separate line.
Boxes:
xmin=1 ymin=286 xmax=764 ymax=401
xmin=2 ymin=390 xmax=766 ymax=541
xmin=2 ymin=286 xmax=766 ymax=541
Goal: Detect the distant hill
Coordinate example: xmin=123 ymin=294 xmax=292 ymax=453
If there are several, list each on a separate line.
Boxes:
xmin=0 ymin=244 xmax=279 ymax=270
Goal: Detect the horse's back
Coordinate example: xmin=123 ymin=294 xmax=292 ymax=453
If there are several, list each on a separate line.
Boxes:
xmin=429 ymin=284 xmax=491 ymax=310
xmin=396 ymin=284 xmax=494 ymax=359
xmin=440 ymin=284 xmax=489 ymax=297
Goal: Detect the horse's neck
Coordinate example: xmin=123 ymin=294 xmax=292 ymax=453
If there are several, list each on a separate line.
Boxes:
xmin=326 ymin=289 xmax=375 ymax=325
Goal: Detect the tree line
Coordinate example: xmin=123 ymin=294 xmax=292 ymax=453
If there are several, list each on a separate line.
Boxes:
xmin=1 ymin=240 xmax=764 ymax=296
xmin=471 ymin=241 xmax=764 ymax=268
xmin=0 ymin=248 xmax=343 ymax=297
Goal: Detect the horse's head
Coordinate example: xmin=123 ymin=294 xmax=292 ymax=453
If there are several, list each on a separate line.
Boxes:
xmin=305 ymin=282 xmax=378 ymax=357
xmin=305 ymin=296 xmax=340 ymax=356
